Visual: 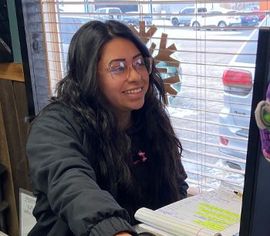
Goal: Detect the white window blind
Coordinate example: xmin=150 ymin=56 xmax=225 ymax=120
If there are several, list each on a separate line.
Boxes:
xmin=21 ymin=0 xmax=270 ymax=193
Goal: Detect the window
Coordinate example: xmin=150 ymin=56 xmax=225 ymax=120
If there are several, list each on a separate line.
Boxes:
xmin=21 ymin=0 xmax=270 ymax=193
xmin=182 ymin=8 xmax=194 ymax=14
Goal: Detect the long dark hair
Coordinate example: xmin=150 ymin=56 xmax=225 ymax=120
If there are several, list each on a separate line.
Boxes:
xmin=52 ymin=20 xmax=185 ymax=207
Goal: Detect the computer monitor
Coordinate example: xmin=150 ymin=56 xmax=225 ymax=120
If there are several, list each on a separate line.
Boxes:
xmin=240 ymin=27 xmax=270 ymax=236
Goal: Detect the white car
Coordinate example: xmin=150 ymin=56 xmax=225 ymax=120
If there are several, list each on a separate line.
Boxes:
xmin=94 ymin=7 xmax=122 ymax=21
xmin=190 ymin=9 xmax=241 ymax=29
xmin=170 ymin=6 xmax=208 ymax=26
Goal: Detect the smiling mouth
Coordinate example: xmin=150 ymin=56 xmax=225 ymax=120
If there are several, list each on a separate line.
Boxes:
xmin=124 ymin=87 xmax=143 ymax=94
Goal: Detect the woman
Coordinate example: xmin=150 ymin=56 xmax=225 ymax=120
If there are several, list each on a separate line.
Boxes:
xmin=26 ymin=20 xmax=188 ymax=236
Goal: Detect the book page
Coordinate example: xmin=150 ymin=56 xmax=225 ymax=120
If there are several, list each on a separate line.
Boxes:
xmin=135 ymin=188 xmax=242 ymax=236
xmin=135 ymin=207 xmax=220 ymax=236
xmin=19 ymin=189 xmax=37 ymax=236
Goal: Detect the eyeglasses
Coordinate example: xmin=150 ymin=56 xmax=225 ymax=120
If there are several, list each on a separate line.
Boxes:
xmin=105 ymin=55 xmax=153 ymax=80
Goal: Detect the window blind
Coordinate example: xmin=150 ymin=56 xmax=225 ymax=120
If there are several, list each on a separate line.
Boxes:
xmin=21 ymin=0 xmax=270 ymax=193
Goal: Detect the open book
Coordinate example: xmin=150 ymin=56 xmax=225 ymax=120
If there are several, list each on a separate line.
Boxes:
xmin=134 ymin=187 xmax=242 ymax=236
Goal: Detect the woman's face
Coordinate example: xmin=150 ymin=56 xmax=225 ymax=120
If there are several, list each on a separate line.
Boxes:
xmin=98 ymin=37 xmax=150 ymax=117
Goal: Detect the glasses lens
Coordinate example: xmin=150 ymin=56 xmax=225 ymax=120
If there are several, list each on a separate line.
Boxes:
xmin=107 ymin=57 xmax=153 ymax=79
xmin=133 ymin=56 xmax=153 ymax=75
xmin=108 ymin=60 xmax=127 ymax=79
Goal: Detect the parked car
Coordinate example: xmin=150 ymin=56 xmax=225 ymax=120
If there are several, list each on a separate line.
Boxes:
xmin=122 ymin=12 xmax=152 ymax=26
xmin=227 ymin=10 xmax=259 ymax=26
xmin=94 ymin=7 xmax=122 ymax=21
xmin=170 ymin=6 xmax=208 ymax=26
xmin=218 ymin=16 xmax=269 ymax=170
xmin=190 ymin=9 xmax=241 ymax=29
xmin=240 ymin=12 xmax=259 ymax=26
